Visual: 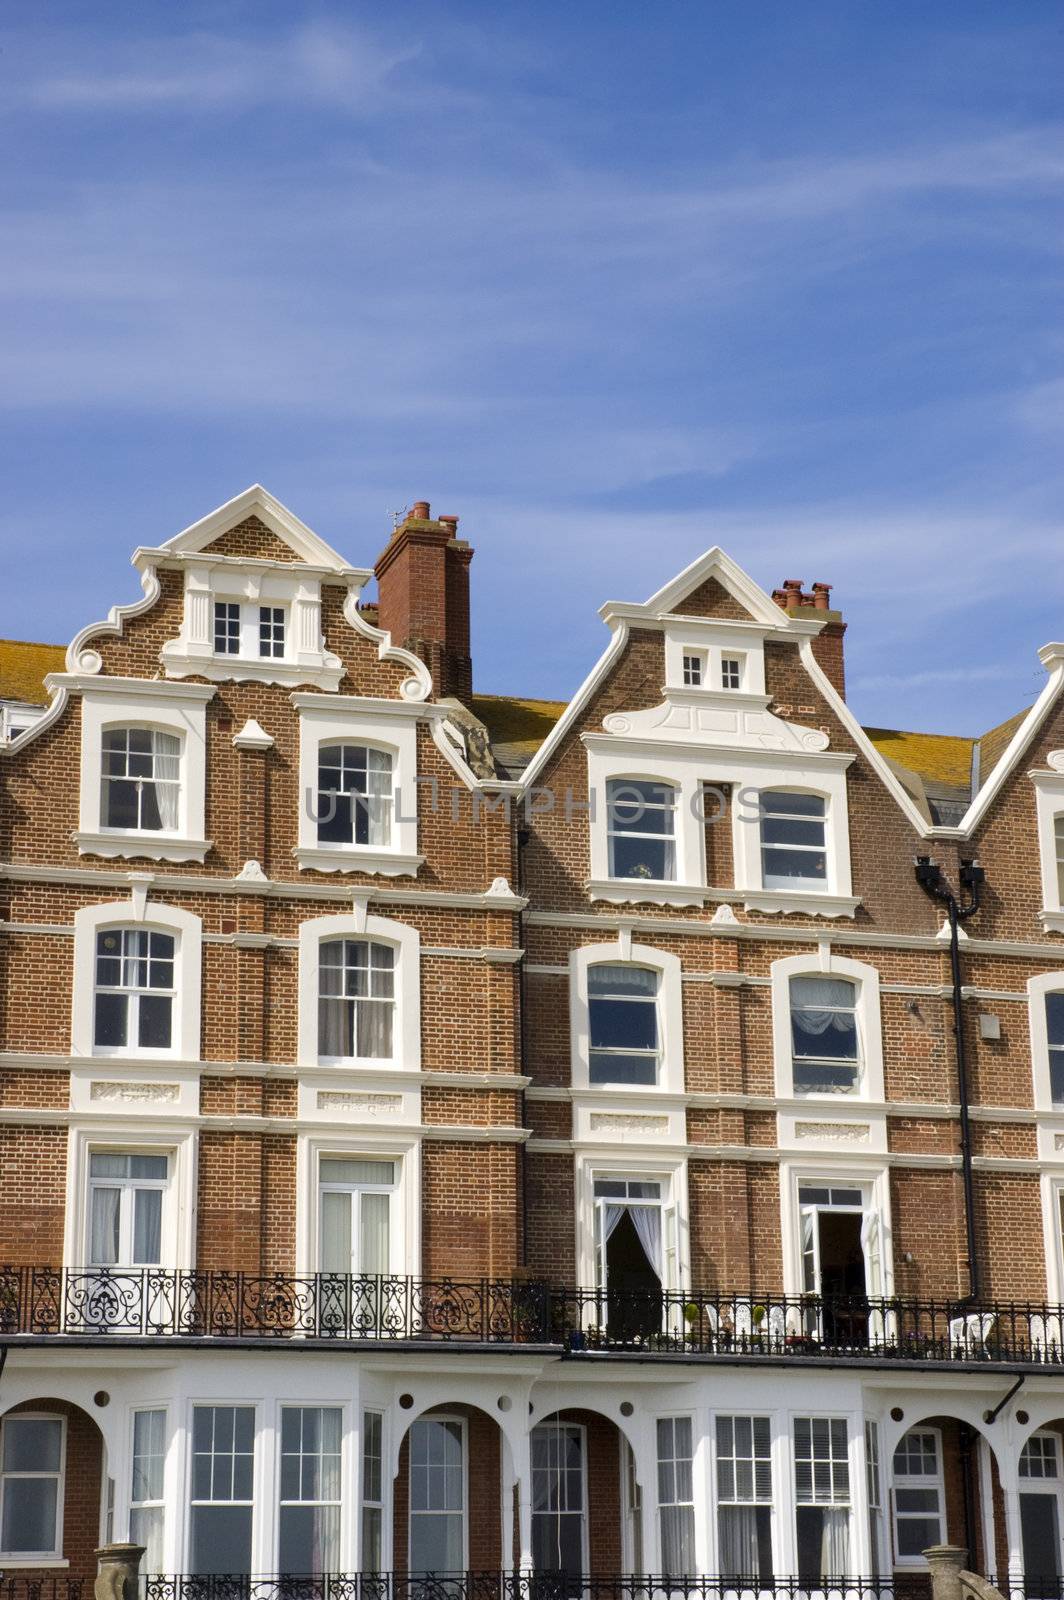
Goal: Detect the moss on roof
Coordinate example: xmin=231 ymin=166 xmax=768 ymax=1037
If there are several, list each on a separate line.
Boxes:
xmin=0 ymin=639 xmax=65 ymax=705
xmin=976 ymin=709 xmax=1029 ymax=785
xmin=469 ymin=694 xmax=567 ymax=755
xmin=863 ymin=726 xmax=975 ymax=791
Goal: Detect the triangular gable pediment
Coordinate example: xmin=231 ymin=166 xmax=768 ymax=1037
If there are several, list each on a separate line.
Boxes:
xmin=640 ymin=545 xmax=785 ymax=627
xmin=154 ymin=485 xmax=359 ymax=573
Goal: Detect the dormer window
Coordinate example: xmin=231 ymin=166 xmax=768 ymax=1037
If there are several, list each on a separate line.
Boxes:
xmin=213 ymin=600 xmax=287 ymax=660
xmin=102 ymin=728 xmax=180 ymax=832
xmin=760 ymin=791 xmax=827 ymax=889
xmin=681 ymin=652 xmax=705 ymax=687
xmin=606 ymin=780 xmax=676 ymax=881
xmin=720 ymin=655 xmax=743 ymax=690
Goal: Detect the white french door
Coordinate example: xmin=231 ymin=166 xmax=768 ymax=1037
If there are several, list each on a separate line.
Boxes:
xmin=318 ymin=1157 xmax=395 ymax=1275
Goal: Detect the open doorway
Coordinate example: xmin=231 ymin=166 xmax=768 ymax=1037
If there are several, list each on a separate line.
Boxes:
xmin=799 ymin=1182 xmax=881 ymax=1346
xmin=594 ymin=1177 xmax=672 ymax=1342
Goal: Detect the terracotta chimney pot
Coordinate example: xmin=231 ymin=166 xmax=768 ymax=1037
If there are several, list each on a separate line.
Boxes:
xmin=411 ymin=501 xmax=431 ymax=520
xmin=811 ymin=582 xmax=832 ymax=610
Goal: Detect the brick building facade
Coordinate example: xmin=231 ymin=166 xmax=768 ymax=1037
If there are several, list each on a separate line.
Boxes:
xmin=2 ymin=485 xmax=1064 ymax=1590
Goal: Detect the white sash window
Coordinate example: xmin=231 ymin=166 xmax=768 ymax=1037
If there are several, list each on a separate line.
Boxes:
xmin=130 ymin=1409 xmax=166 ymax=1574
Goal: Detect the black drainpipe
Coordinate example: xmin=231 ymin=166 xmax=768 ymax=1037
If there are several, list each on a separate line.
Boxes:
xmin=914 ymin=856 xmax=986 ymax=1302
xmin=516 ymin=826 xmax=531 ymax=1270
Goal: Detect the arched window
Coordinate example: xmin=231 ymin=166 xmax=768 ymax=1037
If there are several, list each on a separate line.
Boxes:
xmin=760 ymin=791 xmax=827 ymax=889
xmin=606 ymin=779 xmax=676 ymax=881
xmin=94 ymin=927 xmax=176 ymax=1052
xmin=790 ymin=975 xmax=860 ymax=1093
xmin=101 ymin=727 xmax=181 ymax=832
xmin=318 ymin=939 xmax=395 ymax=1060
xmin=588 ymin=964 xmax=661 ymax=1085
xmin=316 ymin=745 xmax=392 ymax=848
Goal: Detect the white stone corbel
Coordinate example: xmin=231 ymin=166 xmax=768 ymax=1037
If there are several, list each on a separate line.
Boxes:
xmin=128 ymin=872 xmax=154 ymax=922
xmin=351 ymin=891 xmax=372 ymax=933
xmin=232 ymin=718 xmax=275 ymax=751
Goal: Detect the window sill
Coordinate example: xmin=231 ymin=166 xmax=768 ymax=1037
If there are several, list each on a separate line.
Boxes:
xmin=586 ymin=877 xmax=707 ymax=908
xmin=294 ymin=846 xmax=423 ymax=878
xmin=743 ymin=888 xmax=860 ymax=919
xmin=160 ymin=644 xmax=344 ymax=691
xmin=1040 ymin=909 xmax=1064 ymax=933
xmin=73 ymin=830 xmax=212 ymax=864
xmin=0 ymin=1559 xmax=69 ymax=1569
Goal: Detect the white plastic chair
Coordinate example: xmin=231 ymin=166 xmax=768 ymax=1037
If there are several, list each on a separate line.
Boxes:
xmin=949 ymin=1310 xmax=995 ymax=1356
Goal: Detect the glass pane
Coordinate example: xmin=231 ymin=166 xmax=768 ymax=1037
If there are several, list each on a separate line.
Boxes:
xmin=1047 ymin=994 xmax=1064 ymax=1048
xmin=3 ymin=1417 xmax=62 ymax=1471
xmin=94 ymin=991 xmax=128 ymax=1048
xmin=320 ymin=1159 xmax=395 ymax=1185
xmin=130 ymin=1155 xmax=168 ymax=1179
xmin=132 ymin=1410 xmax=166 ymax=1502
xmin=589 ymin=1051 xmax=658 ymax=1086
xmin=763 ymin=846 xmax=827 ymax=884
xmin=133 ymin=1188 xmax=163 ymax=1264
xmin=190 ymin=1504 xmax=253 ymax=1576
xmin=138 ymin=993 xmax=173 ymax=1050
xmin=589 ymin=995 xmax=658 ymax=1051
xmin=130 ymin=1504 xmax=164 ymax=1573
xmin=320 ymin=1190 xmax=352 ymax=1273
xmin=587 ymin=965 xmax=659 ymax=997
xmin=761 ymin=792 xmax=825 ymax=817
xmin=360 ymin=1192 xmax=390 ymax=1275
xmin=610 ymin=834 xmax=675 ymax=880
xmin=1 ymin=1478 xmax=58 ymax=1553
xmin=280 ymin=1503 xmax=339 ymax=1575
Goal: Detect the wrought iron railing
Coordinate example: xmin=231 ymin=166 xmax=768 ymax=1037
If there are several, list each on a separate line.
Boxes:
xmin=2 ymin=1578 xmax=1059 ymax=1600
xmin=4 ymin=1268 xmax=1064 ymax=1361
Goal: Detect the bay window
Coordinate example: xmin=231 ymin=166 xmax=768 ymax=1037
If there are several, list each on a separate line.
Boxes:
xmin=316 ymin=744 xmax=393 ymax=848
xmin=607 ymin=780 xmax=676 ymax=881
xmin=716 ymin=1414 xmax=773 ymax=1582
xmin=279 ymin=1406 xmax=342 ymax=1575
xmin=318 ymin=939 xmax=395 ymax=1061
xmin=190 ymin=1405 xmax=254 ymax=1575
xmin=794 ymin=1417 xmax=850 ymax=1581
xmin=588 ymin=964 xmax=661 ymax=1085
xmin=130 ymin=1409 xmax=166 ymax=1573
xmin=0 ymin=1415 xmax=64 ymax=1559
xmin=101 ymin=728 xmax=180 ymax=833
xmin=656 ymin=1416 xmax=695 ymax=1577
xmin=94 ymin=928 xmax=175 ymax=1053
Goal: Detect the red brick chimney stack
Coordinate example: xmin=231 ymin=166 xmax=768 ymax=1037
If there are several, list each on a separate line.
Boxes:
xmin=374 ymin=501 xmax=474 ymax=701
xmin=771 ymin=576 xmax=847 ymax=700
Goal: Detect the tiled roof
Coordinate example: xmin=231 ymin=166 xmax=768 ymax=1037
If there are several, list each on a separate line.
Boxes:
xmin=976 ymin=709 xmax=1029 ymax=789
xmin=0 ymin=639 xmax=65 ymax=705
xmin=863 ymin=726 xmax=975 ymax=791
xmin=469 ymin=694 xmax=567 ymax=775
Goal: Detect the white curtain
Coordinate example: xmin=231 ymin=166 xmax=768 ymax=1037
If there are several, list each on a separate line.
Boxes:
xmin=152 ymin=733 xmax=180 ymax=830
xmin=790 ymin=977 xmax=855 ymax=1032
xmin=90 ymin=1187 xmax=120 ymax=1265
xmin=719 ymin=1505 xmax=761 ymax=1578
xmin=133 ymin=1189 xmax=162 ymax=1265
xmin=359 ymin=1193 xmax=390 ymax=1275
xmin=821 ymin=1508 xmax=851 ymax=1576
xmin=356 ymin=997 xmax=393 ymax=1058
xmin=320 ymin=1191 xmax=352 ymax=1273
xmin=629 ymin=1204 xmax=664 ymax=1281
xmin=364 ymin=751 xmax=393 ymax=846
xmin=860 ymin=1209 xmax=882 ymax=1295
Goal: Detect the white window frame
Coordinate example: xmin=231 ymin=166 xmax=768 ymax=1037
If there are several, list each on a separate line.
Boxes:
xmin=316 ymin=1153 xmax=401 ymax=1275
xmin=129 ymin=1406 xmax=168 ymax=1573
xmin=1031 ymin=768 xmax=1064 ymax=932
xmin=656 ymin=1413 xmax=696 ymax=1576
xmin=72 ymin=900 xmax=202 ymax=1062
xmin=213 ymin=599 xmax=289 ymax=662
xmin=407 ymin=1413 xmax=469 ymax=1573
xmin=293 ymin=696 xmax=422 ymax=876
xmin=74 ymin=680 xmax=213 ymax=863
xmin=781 ymin=1164 xmax=893 ymax=1300
xmin=276 ymin=1404 xmax=344 ymax=1575
xmin=186 ymin=1402 xmax=258 ymax=1576
xmin=663 ymin=622 xmax=767 ymax=697
xmin=64 ymin=1126 xmax=197 ymax=1272
xmin=530 ymin=1418 xmax=589 ymax=1577
xmin=360 ymin=1409 xmax=385 ymax=1572
xmin=681 ymin=652 xmax=706 ymax=688
xmin=0 ymin=1412 xmax=66 ymax=1563
xmin=89 ymin=926 xmax=178 ymax=1059
xmin=161 ymin=562 xmax=345 ymax=691
xmin=569 ymin=941 xmax=684 ymax=1094
xmin=771 ymin=953 xmax=884 ymax=1103
xmin=793 ymin=1414 xmax=853 ymax=1574
xmin=713 ymin=1412 xmax=775 ymax=1580
xmin=86 ymin=1148 xmax=171 ymax=1267
xmin=1029 ymin=973 xmax=1064 ymax=1113
xmin=297 ymin=911 xmax=420 ymax=1072
xmin=296 ymin=1135 xmax=419 ymax=1279
xmin=719 ymin=653 xmax=745 ymax=691
xmin=890 ymin=1425 xmax=945 ymax=1567
xmin=586 ymin=741 xmax=855 ymax=915
xmin=605 ymin=776 xmax=679 ymax=884
xmin=576 ymin=1153 xmax=688 ymax=1294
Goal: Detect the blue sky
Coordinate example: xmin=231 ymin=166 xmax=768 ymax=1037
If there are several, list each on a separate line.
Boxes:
xmin=1 ymin=2 xmax=1062 ymax=734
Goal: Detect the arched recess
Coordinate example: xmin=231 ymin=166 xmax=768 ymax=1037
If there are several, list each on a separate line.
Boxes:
xmin=390 ymin=1400 xmax=507 ymax=1574
xmin=0 ymin=1397 xmax=108 ymax=1584
xmin=881 ymin=1408 xmax=1006 ymax=1579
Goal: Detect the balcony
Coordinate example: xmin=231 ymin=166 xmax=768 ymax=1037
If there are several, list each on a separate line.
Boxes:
xmin=0 ymin=1579 xmax=979 ymax=1600
xmin=2 ymin=1269 xmax=1064 ymax=1364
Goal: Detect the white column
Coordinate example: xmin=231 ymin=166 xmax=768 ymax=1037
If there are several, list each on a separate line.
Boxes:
xmin=514 ymin=1426 xmax=534 ymax=1570
xmin=501 ymin=1435 xmax=517 ymax=1572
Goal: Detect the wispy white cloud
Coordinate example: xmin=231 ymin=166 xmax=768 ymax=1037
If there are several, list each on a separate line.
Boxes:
xmin=21 ymin=22 xmax=418 ymax=113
